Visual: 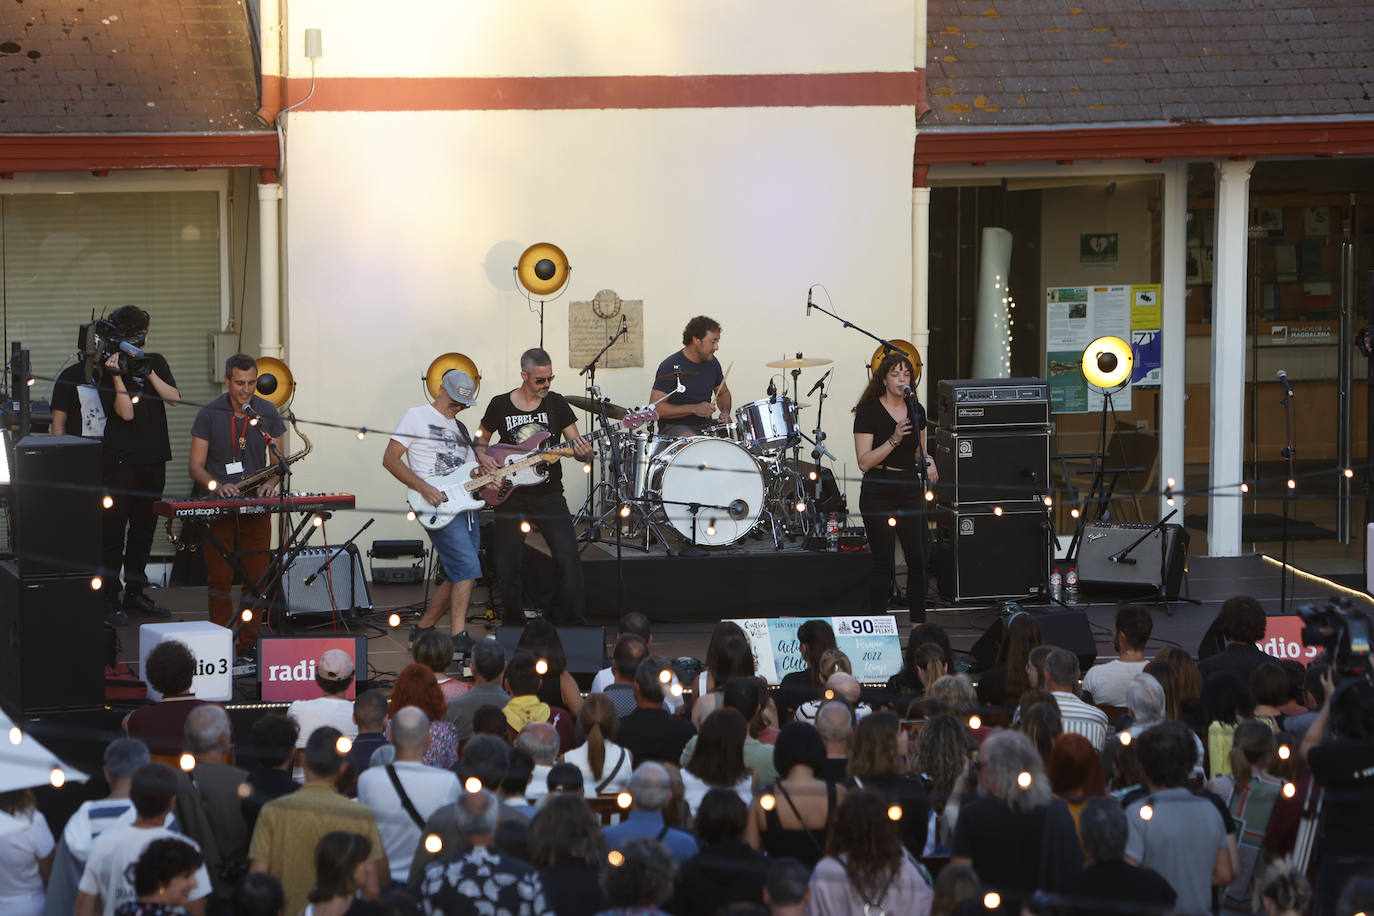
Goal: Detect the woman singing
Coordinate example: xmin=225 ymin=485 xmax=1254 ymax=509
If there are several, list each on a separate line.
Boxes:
xmin=853 ymin=352 xmax=936 ymax=619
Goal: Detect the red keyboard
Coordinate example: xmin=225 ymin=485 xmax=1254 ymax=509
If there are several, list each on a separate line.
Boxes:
xmin=154 ymin=492 xmax=356 ymax=519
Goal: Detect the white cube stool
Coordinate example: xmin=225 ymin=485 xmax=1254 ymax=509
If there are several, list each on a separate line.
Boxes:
xmin=139 ymin=621 xmax=234 ymax=702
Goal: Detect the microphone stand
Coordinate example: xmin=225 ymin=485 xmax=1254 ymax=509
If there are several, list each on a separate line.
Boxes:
xmin=806 ymin=300 xmax=903 ymax=362
xmin=574 ymin=319 xmax=629 ymax=535
xmin=300 ymin=517 xmax=377 ymax=633
xmin=1279 ymin=377 xmax=1297 ymax=613
xmin=905 ymin=390 xmax=933 ymax=611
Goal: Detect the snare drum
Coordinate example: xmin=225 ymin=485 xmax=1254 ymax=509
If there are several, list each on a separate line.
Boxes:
xmin=735 ymin=396 xmax=799 ymax=452
xmin=646 ymin=437 xmax=763 ymax=546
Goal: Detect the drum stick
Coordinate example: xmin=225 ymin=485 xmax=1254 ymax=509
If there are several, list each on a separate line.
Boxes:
xmin=714 ymin=361 xmax=733 ymax=404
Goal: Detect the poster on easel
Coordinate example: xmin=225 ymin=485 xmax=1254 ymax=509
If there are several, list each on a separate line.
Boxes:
xmin=1046 ymin=285 xmax=1132 ymax=413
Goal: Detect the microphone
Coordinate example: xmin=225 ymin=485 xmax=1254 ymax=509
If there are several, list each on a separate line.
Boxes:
xmin=242 ymin=402 xmax=258 ymax=419
xmin=807 ymin=368 xmax=832 ymax=397
xmin=1278 ymin=369 xmax=1294 ymax=396
xmin=1111 ymin=555 xmax=1137 ymax=565
xmin=767 ymin=378 xmax=776 ymax=398
xmin=901 ymin=385 xmax=916 ymax=401
xmin=728 ymin=499 xmax=749 ymax=520
xmin=806 ymin=288 xmax=813 ymax=316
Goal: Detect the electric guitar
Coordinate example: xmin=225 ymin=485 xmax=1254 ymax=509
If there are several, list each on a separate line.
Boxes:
xmin=406 ymin=406 xmax=655 ymax=530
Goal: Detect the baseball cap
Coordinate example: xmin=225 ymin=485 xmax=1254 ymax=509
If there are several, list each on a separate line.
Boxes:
xmin=440 ymin=369 xmax=478 ymax=407
xmin=318 ymin=648 xmax=355 ymax=680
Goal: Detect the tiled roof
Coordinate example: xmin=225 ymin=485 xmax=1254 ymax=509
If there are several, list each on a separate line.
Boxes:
xmin=924 ymin=0 xmax=1374 ymax=128
xmin=1 ymin=0 xmax=262 ymax=133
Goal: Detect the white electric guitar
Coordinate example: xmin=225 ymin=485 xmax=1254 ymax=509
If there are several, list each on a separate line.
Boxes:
xmin=406 ymin=407 xmax=655 ymax=530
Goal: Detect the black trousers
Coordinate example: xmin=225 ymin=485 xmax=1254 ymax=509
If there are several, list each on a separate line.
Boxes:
xmin=491 ymin=488 xmax=587 ymax=626
xmin=101 ymin=458 xmax=166 ymax=601
xmin=859 ymin=469 xmax=928 ymax=619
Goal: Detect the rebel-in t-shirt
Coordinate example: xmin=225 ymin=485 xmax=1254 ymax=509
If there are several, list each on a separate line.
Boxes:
xmin=49 ymin=362 xmax=106 ymax=439
xmin=190 ymin=394 xmax=287 ymax=486
xmin=852 ymin=398 xmax=927 ymax=472
xmin=480 ymin=391 xmax=577 ymax=493
xmin=653 ymin=351 xmax=724 ymax=431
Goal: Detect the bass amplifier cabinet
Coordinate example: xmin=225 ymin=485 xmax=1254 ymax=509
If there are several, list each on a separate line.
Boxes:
xmin=12 ymin=435 xmax=102 ymax=579
xmin=282 ymin=545 xmax=372 ymax=616
xmin=1077 ymin=522 xmax=1189 ymax=597
xmin=934 ymin=507 xmax=1048 ymax=602
xmin=933 ymin=427 xmax=1050 ymax=507
xmin=0 ymin=560 xmax=105 ymax=716
xmin=937 ymin=378 xmax=1050 ymax=430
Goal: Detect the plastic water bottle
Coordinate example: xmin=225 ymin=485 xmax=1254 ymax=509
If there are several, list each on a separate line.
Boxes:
xmin=1049 ymin=567 xmax=1063 ymax=601
xmin=826 ymin=515 xmax=840 ymax=552
xmin=1065 ymin=565 xmax=1079 ymax=604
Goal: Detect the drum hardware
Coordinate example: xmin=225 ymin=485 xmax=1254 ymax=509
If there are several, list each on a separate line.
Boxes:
xmin=656 ymin=369 xmax=699 ymax=382
xmin=572 ymin=316 xmax=633 ymax=548
xmin=566 ymin=393 xmax=633 ymax=420
xmin=765 ymin=355 xmax=833 ymax=370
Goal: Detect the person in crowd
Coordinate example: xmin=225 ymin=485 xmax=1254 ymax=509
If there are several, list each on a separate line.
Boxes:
xmin=1250 ymin=661 xmax=1292 ymax=732
xmin=847 ymin=712 xmax=930 ymax=858
xmin=600 ymin=635 xmax=649 ymax=718
xmin=1257 ymin=857 xmax=1312 ymax=916
xmin=594 ymin=836 xmax=676 ymax=916
xmin=916 ymin=673 xmax=980 ymax=725
xmin=173 ymin=705 xmax=250 ymax=911
xmin=565 ymin=693 xmax=632 ymax=797
xmin=1106 ymin=673 xmax=1205 ymax=782
xmin=603 ymin=763 xmax=699 ymax=864
xmin=356 ymin=706 xmax=459 ymax=887
xmin=388 ymin=663 xmax=459 ymax=769
xmin=497 ymin=747 xmax=540 ymax=821
xmin=241 ymin=714 xmax=299 ymax=834
xmin=814 ymin=699 xmax=855 ymax=783
xmin=113 ymin=837 xmax=204 ymax=916
xmin=1058 ymin=796 xmax=1176 ymax=916
xmin=658 ymin=764 xmax=692 ymax=830
xmin=682 ymin=677 xmax=778 ymax=786
xmin=302 ymin=832 xmax=381 ymax=916
xmin=1211 ymin=720 xmax=1284 ymax=913
xmin=886 ymin=642 xmax=948 ymax=712
xmin=124 ymin=640 xmax=215 ymax=762
xmin=929 ymin=863 xmax=981 ymax=916
xmin=411 ymin=630 xmax=466 ymax=705
xmin=1043 ymin=648 xmax=1109 ymax=751
xmin=1199 ymin=595 xmax=1270 ymax=684
xmin=1284 ymin=662 xmax=1330 ymax=738
xmin=1299 ymin=670 xmax=1374 ymax=916
xmin=1024 ymin=644 xmax=1055 ymax=694
xmin=503 ymin=650 xmax=576 ymax=749
xmin=1154 ymin=646 xmax=1207 ymax=735
xmin=1124 ymin=721 xmax=1233 ymax=916
xmin=231 ymin=873 xmax=284 ymax=916
xmin=518 ymin=618 xmax=584 ymax=715
xmin=546 ymin=763 xmax=585 ymax=796
xmin=444 ymin=638 xmax=509 ymax=741
xmin=77 ymin=763 xmax=213 ymax=916
xmin=681 ymin=708 xmax=753 ymax=814
xmin=247 ymin=727 xmax=385 ymax=916
xmin=1046 ymin=732 xmax=1107 ymax=835
xmin=0 ymin=786 xmax=55 ymax=916
xmin=1205 ymin=670 xmax=1254 ymax=780
xmin=517 ymin=722 xmax=561 ymax=804
xmin=691 ymin=634 xmax=757 ymax=727
xmin=887 ymin=624 xmax=953 ymax=699
xmin=472 ymin=705 xmax=512 ymax=740
xmin=349 ymin=691 xmax=389 ymax=773
xmin=809 ymin=789 xmax=932 ymax=916
xmin=1013 ymin=691 xmax=1063 ymax=768
xmin=795 ymin=670 xmax=873 ymax=727
xmin=666 ymin=789 xmax=769 ymax=915
xmin=762 ymin=857 xmax=811 ymax=916
xmin=287 ymin=650 xmax=359 ymax=755
xmin=590 ymin=613 xmax=684 ymax=715
xmin=1081 ymin=604 xmax=1153 ymax=706
xmin=697 ymin=621 xmax=750 ymax=697
xmin=777 ymin=620 xmax=838 ymax=718
xmin=949 ymin=729 xmax=1083 ymax=912
xmin=976 ymin=612 xmax=1042 ymax=710
xmin=530 ymin=794 xmax=609 ymax=916
xmin=616 ymin=657 xmax=696 ymax=767
xmin=745 ymin=722 xmax=844 ymax=868
xmin=912 ymin=714 xmax=973 ymax=857
xmin=1260 ymin=730 xmax=1313 ymax=878
xmin=416 ymin=789 xmax=552 ymax=916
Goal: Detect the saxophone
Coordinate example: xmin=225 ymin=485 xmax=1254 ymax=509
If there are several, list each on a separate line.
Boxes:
xmin=234 ymin=414 xmax=312 ymax=494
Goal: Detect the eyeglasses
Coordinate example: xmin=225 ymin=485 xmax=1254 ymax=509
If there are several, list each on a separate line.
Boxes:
xmin=533 ymin=375 xmax=554 ymax=384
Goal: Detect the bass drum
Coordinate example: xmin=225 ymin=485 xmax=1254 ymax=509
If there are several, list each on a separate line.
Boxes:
xmin=646 ymin=437 xmax=763 ymax=547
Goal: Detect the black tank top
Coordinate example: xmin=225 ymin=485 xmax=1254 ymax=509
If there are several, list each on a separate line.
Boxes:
xmin=762 ymin=779 xmax=838 ymax=868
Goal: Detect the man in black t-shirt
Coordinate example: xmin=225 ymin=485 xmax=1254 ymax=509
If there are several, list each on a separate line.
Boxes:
xmin=50 ymin=362 xmax=107 ymax=439
xmin=650 ymin=315 xmax=731 ymax=437
xmin=93 ymin=306 xmax=181 ymax=625
xmin=476 ymin=347 xmax=592 ymax=627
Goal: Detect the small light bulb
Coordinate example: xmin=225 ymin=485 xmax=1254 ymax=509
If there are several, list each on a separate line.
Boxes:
xmin=1120 ymin=731 xmax=1132 ymax=746
xmin=464 ymin=777 xmax=482 ymax=793
xmin=207 ymin=480 xmax=218 ymax=492
xmin=102 ymin=494 xmax=114 ymax=509
xmin=658 ymin=669 xmax=672 ymax=684
xmin=993 ymin=506 xmax=1003 ymax=517
xmin=7 ymin=727 xmax=21 ymax=745
xmin=887 ymin=804 xmax=903 ymax=821
xmin=357 ymin=429 xmax=366 ymax=440
xmin=1278 ymin=744 xmax=1291 ymax=760
xmin=535 ymin=659 xmax=549 ymax=676
xmin=90 ymin=576 xmax=103 ymax=590
xmin=1042 ymin=496 xmax=1053 ymax=507
xmin=616 ymin=791 xmax=633 ymax=809
xmin=968 ymin=715 xmax=981 ymax=730
xmin=236 ymin=782 xmax=252 ymax=799
xmin=1240 ymin=482 xmax=1250 ymax=494
xmin=619 ymin=505 xmax=631 ymax=518
xmin=983 ymin=892 xmax=1001 ymax=910
xmin=924 ymin=490 xmax=935 ymax=502
xmin=760 ymin=793 xmax=776 ymax=811
xmin=1070 ymin=508 xmax=1080 ymax=519
xmin=335 ymin=736 xmax=352 ymax=754
xmin=1017 ymin=771 xmax=1032 ymax=789
xmin=241 ymin=608 xmax=254 ymax=622
xmin=50 ymin=768 xmax=66 ymax=788
xmin=608 ymin=850 xmax=625 ymax=867
xmin=583 ymin=463 xmax=591 ymax=474
xmin=424 ymin=834 xmax=443 ymax=853
xmin=248 ymin=416 xmax=259 ymax=426
xmin=705 ymin=524 xmax=716 ymax=536
xmin=808 ymin=471 xmax=818 ymax=481
xmin=887 ymin=517 xmax=897 ymax=527
xmin=670 ymin=683 xmax=683 ymax=697
xmin=25 ymin=376 xmax=35 ymax=387
xmin=1344 ymin=468 xmax=1354 ymax=479
xmin=388 ymin=613 xmax=401 ymax=628
xmin=795 ymin=501 xmax=806 ymax=513
xmin=179 ymin=753 xmax=196 ymax=772
xmin=824 ymin=689 xmax=835 ymax=700
xmin=520 ymin=521 xmax=532 ymax=533
xmin=130 ymin=395 xmax=140 ymax=405
xmin=1282 ymin=781 xmax=1296 ymax=799
xmin=1167 ymin=477 xmax=1176 ymax=488
xmin=1139 ymin=804 xmax=1153 ymax=821
xmin=1167 ymin=497 xmax=1176 ymax=506
xmin=1287 ymin=478 xmax=1296 ymax=490
xmin=312 ymin=515 xmax=323 ymax=527
xmin=406 ymin=510 xmax=417 ymax=521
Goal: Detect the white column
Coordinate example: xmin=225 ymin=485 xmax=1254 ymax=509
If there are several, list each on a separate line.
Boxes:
xmin=1208 ymin=159 xmax=1253 ymax=556
xmin=258 ymin=180 xmax=283 ymax=359
xmin=1160 ymin=162 xmax=1187 ymax=521
xmin=912 ymin=186 xmax=931 ymax=402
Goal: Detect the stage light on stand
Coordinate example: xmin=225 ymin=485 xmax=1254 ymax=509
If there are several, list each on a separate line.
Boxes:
xmin=1082 ymin=336 xmax=1133 ymax=390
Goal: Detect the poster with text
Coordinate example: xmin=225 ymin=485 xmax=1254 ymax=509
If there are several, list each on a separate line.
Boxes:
xmin=1046 ymin=285 xmax=1134 ymax=413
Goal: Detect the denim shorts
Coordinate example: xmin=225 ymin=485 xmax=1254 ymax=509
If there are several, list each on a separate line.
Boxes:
xmin=427 ymin=512 xmax=481 ymax=582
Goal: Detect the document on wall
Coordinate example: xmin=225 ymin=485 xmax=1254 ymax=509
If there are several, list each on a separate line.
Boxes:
xmin=1045 ymin=285 xmax=1133 ymax=413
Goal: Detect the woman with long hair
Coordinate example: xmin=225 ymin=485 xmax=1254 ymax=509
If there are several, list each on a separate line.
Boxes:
xmin=691 ymin=634 xmax=756 ymax=727
xmin=808 ymin=789 xmax=932 ymax=915
xmin=699 ymin=621 xmax=749 ymax=696
xmin=114 ymin=837 xmax=204 ymax=916
xmin=1155 ymin=646 xmax=1206 ymax=734
xmin=1025 ymin=644 xmax=1055 ymax=692
xmin=682 ymin=708 xmax=753 ymax=814
xmin=564 ymin=693 xmax=632 ymax=796
xmin=888 ymin=623 xmax=953 ymax=699
xmin=387 ymin=663 xmax=459 ymax=769
xmin=852 ymin=351 xmax=936 ymax=620
xmin=777 ymin=619 xmax=838 ymax=721
xmin=303 ymin=831 xmax=381 ymax=916
xmin=1014 ymin=690 xmax=1063 ymax=769
xmin=848 ymin=712 xmax=930 ymax=859
xmin=976 ymin=613 xmax=1043 ymax=710
xmin=1213 ymin=721 xmax=1285 ymax=913
xmin=518 ymin=618 xmax=582 ymax=715
xmin=0 ymin=788 xmax=54 ymax=916
xmin=531 ymin=794 xmax=610 ymax=916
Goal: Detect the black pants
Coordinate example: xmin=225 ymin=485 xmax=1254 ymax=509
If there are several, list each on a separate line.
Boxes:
xmin=859 ymin=469 xmax=928 ymax=619
xmin=101 ymin=458 xmax=166 ymax=602
xmin=491 ymin=488 xmax=586 ymax=626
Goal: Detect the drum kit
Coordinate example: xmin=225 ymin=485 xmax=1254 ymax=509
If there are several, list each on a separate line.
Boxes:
xmin=571 ymin=354 xmax=838 ymax=552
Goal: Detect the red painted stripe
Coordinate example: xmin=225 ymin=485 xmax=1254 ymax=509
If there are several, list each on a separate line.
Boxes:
xmin=915 ymin=120 xmax=1374 ymax=164
xmin=0 ymin=133 xmax=279 ymax=173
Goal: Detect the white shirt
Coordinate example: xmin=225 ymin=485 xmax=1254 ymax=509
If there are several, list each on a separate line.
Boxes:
xmin=563 ymin=739 xmax=633 ymax=797
xmin=1081 ymin=659 xmax=1150 ymax=707
xmin=0 ymin=809 xmax=54 ymax=916
xmin=526 ymin=763 xmax=555 ymax=803
xmin=62 ymin=801 xmax=176 ymax=865
xmin=591 ymin=666 xmax=683 ymax=714
xmin=391 ymin=404 xmax=474 ymax=480
xmin=78 ymin=824 xmax=212 ymax=916
xmin=287 ymin=696 xmax=358 ymax=748
xmin=680 ymin=771 xmax=753 ymax=816
xmin=356 ymin=760 xmax=460 ymax=883
xmin=1051 ymin=690 xmax=1110 ymax=751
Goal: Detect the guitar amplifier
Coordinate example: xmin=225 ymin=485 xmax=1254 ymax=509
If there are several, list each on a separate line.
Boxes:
xmin=934 ymin=507 xmax=1048 ymax=602
xmin=933 ymin=426 xmax=1050 ymax=507
xmin=1077 ymin=522 xmax=1189 ymax=597
xmin=937 ymin=378 xmax=1050 ymax=430
xmin=282 ymin=545 xmax=372 ymax=616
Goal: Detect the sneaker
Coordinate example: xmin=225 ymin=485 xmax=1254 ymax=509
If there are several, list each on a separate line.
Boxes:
xmin=105 ymin=603 xmax=129 ymax=627
xmin=124 ymin=592 xmax=172 ymax=619
xmin=408 ymin=624 xmax=434 ymax=647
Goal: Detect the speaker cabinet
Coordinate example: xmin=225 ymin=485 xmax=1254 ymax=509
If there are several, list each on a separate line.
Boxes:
xmin=0 ymin=560 xmax=105 ymax=716
xmin=1077 ymin=522 xmax=1189 ymax=597
xmin=970 ymin=608 xmax=1097 ymax=675
xmin=933 ymin=427 xmax=1050 ymax=508
xmin=12 ymin=435 xmax=102 ymax=579
xmin=495 ymin=625 xmax=606 ymax=676
xmin=282 ymin=545 xmax=372 ymax=616
xmin=934 ymin=507 xmax=1048 ymax=602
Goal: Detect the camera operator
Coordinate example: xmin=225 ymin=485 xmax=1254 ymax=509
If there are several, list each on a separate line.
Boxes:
xmin=1299 ymin=666 xmax=1374 ymax=916
xmin=95 ymin=305 xmax=180 ymax=626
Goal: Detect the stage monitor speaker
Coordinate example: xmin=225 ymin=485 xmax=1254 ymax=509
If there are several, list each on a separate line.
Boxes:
xmin=12 ymin=435 xmax=102 ymax=579
xmin=969 ymin=608 xmax=1097 ymax=676
xmin=933 ymin=426 xmax=1050 ymax=507
xmin=934 ymin=507 xmax=1047 ymax=602
xmin=281 ymin=545 xmax=372 ymax=616
xmin=1077 ymin=522 xmax=1189 ymax=597
xmin=495 ymin=625 xmax=606 ymax=677
xmin=0 ymin=560 xmax=105 ymax=716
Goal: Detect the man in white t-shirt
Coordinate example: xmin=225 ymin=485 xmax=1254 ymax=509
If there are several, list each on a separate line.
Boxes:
xmin=589 ymin=613 xmax=683 ymax=715
xmin=75 ymin=763 xmax=213 ymax=916
xmin=287 ymin=649 xmax=360 ymax=749
xmin=382 ymin=369 xmax=481 ymax=638
xmin=1081 ymin=604 xmax=1153 ymax=707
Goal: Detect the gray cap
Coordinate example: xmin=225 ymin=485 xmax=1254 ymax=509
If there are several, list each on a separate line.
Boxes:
xmin=440 ymin=369 xmax=478 ymax=407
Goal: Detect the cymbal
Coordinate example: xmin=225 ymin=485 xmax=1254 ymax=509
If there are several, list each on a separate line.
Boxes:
xmin=766 ymin=356 xmax=832 ymax=369
xmin=656 ymin=369 xmax=699 ymax=382
xmin=565 ymin=394 xmax=629 ymax=420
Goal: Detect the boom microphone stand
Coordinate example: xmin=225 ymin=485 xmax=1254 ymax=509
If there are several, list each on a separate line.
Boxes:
xmin=1278 ymin=370 xmax=1296 ymax=613
xmin=575 ymin=317 xmax=629 ymax=535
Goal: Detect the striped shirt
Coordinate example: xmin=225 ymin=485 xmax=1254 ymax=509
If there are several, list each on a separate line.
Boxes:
xmin=1052 ymin=690 xmax=1110 ymax=751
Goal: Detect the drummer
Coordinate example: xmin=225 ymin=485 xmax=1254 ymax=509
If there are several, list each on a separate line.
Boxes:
xmin=650 ymin=315 xmax=732 ymax=438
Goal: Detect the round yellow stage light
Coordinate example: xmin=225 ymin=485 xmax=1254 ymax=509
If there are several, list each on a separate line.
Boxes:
xmin=516 ymin=243 xmax=570 ymax=297
xmin=1082 ymin=336 xmax=1133 ymax=390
